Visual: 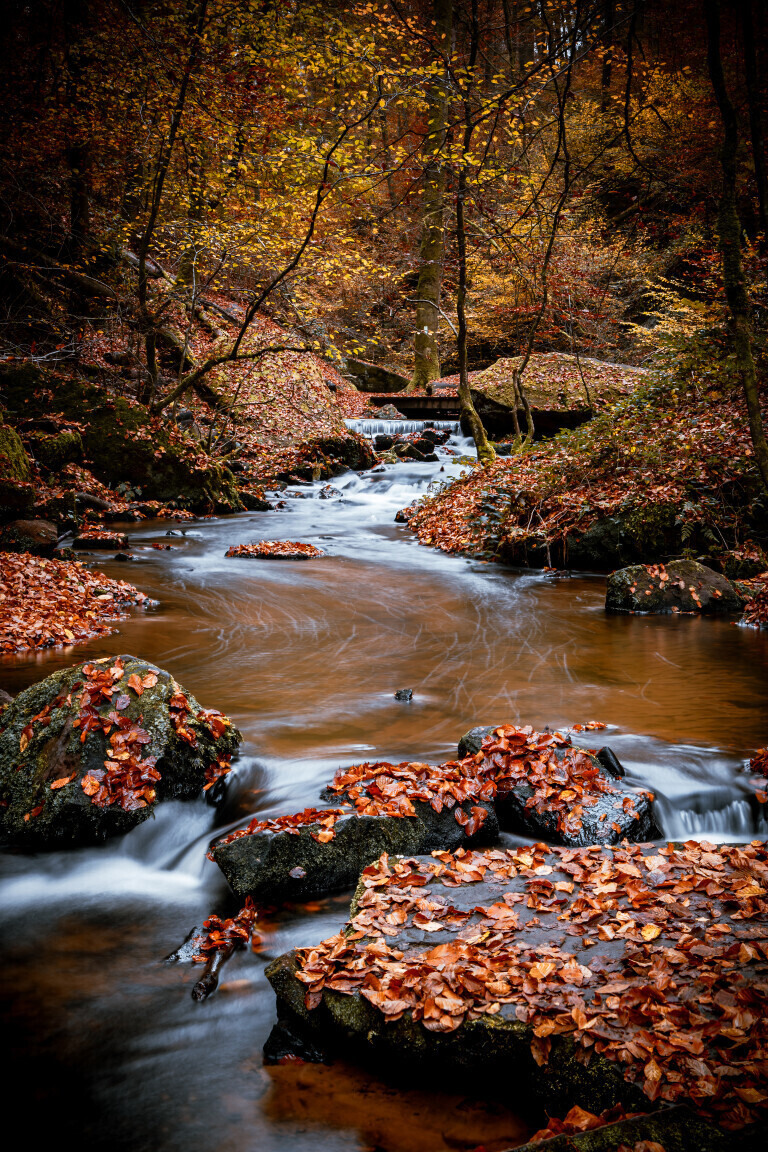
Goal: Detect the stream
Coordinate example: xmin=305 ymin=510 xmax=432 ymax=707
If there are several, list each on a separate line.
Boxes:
xmin=2 ymin=419 xmax=767 ymax=1151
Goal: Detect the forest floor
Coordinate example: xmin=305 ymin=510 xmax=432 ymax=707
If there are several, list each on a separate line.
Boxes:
xmin=398 ymin=370 xmax=768 ymax=611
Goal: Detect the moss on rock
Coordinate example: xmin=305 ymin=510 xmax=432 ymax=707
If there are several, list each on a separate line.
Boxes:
xmin=27 ymin=430 xmax=84 ymax=471
xmin=0 ymin=423 xmax=31 ymax=482
xmin=606 ymin=559 xmax=744 ymax=614
xmin=0 ymin=654 xmax=241 ymax=848
xmin=0 ymin=364 xmax=242 ymax=512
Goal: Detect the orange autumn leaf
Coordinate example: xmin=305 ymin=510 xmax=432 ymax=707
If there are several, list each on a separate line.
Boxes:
xmin=50 ymin=774 xmax=76 ymax=790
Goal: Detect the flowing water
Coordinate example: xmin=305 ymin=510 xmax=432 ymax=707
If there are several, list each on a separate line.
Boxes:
xmin=2 ymin=420 xmax=767 ymax=1151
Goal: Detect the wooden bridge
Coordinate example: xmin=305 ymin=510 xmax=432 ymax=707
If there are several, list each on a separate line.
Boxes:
xmin=365 ymin=393 xmax=461 ymax=420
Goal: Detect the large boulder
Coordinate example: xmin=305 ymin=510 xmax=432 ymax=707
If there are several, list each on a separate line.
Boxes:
xmin=0 ymin=518 xmax=57 ymax=556
xmin=606 ymin=560 xmax=744 ymax=614
xmin=468 ymin=354 xmax=644 ymax=439
xmin=267 ymin=840 xmax=768 ymax=1131
xmin=0 ymin=655 xmax=241 ymax=848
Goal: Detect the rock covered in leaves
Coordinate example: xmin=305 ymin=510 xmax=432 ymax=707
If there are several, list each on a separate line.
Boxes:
xmin=606 ymin=560 xmax=744 ymax=615
xmin=74 ymin=528 xmax=129 ymax=550
xmin=0 ymin=551 xmax=152 ymax=654
xmin=225 ymin=540 xmax=323 ymax=560
xmin=515 ymin=1105 xmax=730 ymax=1151
xmin=210 ymin=787 xmax=498 ymax=903
xmin=268 ymin=840 xmax=768 ymax=1132
xmin=458 ymin=725 xmax=659 ymax=847
xmin=739 ymin=572 xmax=768 ymax=629
xmin=0 ymin=654 xmax=241 ymax=848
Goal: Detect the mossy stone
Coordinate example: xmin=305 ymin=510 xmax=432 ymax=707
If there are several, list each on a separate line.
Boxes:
xmin=0 ymin=364 xmax=241 ymax=513
xmin=27 ymin=430 xmax=84 ymax=471
xmin=0 ymin=654 xmax=241 ymax=849
xmin=0 ymin=423 xmax=31 ymax=481
xmin=606 ymin=559 xmax=744 ymax=614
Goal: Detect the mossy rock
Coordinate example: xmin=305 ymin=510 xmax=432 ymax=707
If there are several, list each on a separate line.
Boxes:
xmin=513 ymin=1108 xmax=732 ymax=1151
xmin=27 ymin=430 xmax=84 ymax=471
xmin=211 ymin=798 xmax=498 ymax=903
xmin=0 ymin=364 xmax=242 ymax=513
xmin=0 ymin=423 xmax=31 ymax=482
xmin=0 ymin=518 xmax=57 ymax=556
xmin=606 ymin=559 xmax=744 ymax=614
xmin=0 ymin=654 xmax=241 ymax=849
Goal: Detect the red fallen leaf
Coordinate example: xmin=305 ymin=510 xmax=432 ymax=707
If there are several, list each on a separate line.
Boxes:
xmin=142 ymin=673 xmax=158 ymax=690
xmin=50 ymin=773 xmax=76 ymax=790
xmin=127 ymin=673 xmax=144 ymax=694
xmin=23 ymin=804 xmax=45 ymax=821
xmin=81 ymin=774 xmax=100 ymax=796
xmin=290 ymin=866 xmax=307 ymax=879
xmin=203 ymin=756 xmax=232 ymax=792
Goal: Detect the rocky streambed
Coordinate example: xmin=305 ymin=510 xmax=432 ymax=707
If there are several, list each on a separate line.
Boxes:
xmin=1 ymin=422 xmax=767 ymax=1152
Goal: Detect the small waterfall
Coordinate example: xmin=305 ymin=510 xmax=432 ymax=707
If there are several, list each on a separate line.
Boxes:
xmin=345 ymin=418 xmax=460 ymax=437
xmin=676 ymin=799 xmax=755 ymax=837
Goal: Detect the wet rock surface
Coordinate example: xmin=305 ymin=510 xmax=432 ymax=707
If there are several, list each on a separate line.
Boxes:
xmin=210 ymin=797 xmax=498 ymax=902
xmin=515 ymin=1106 xmax=732 ymax=1151
xmin=458 ymin=725 xmax=659 ymax=846
xmin=606 ymin=560 xmax=744 ymax=615
xmin=0 ymin=654 xmax=241 ymax=848
xmin=267 ymin=840 xmax=768 ymax=1132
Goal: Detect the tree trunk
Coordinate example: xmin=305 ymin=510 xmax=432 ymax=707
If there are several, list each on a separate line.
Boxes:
xmin=455 ymin=0 xmax=494 ymax=465
xmin=408 ymin=0 xmax=452 ymax=393
xmin=600 ymin=0 xmax=615 ymax=112
xmin=706 ymin=0 xmax=768 ymax=493
xmin=63 ymin=0 xmax=92 ymax=256
xmin=457 ymin=172 xmax=495 ymax=466
xmin=739 ymin=0 xmax=768 ymax=247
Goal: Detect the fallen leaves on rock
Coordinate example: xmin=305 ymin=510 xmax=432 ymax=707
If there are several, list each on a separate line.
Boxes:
xmin=529 ymin=1103 xmax=643 ymax=1142
xmin=740 ymin=574 xmax=768 ymax=628
xmin=211 ymin=724 xmax=641 ymax=857
xmin=0 ymin=551 xmax=151 ymax=653
xmin=74 ymin=529 xmax=128 ymax=549
xmin=192 ymin=897 xmax=259 ymax=962
xmin=225 ymin=541 xmax=323 ymax=559
xmin=294 ymin=839 xmax=768 ymax=1131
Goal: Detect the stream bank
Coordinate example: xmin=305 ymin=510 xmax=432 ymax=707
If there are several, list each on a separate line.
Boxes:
xmin=1 ymin=420 xmax=767 ymax=1151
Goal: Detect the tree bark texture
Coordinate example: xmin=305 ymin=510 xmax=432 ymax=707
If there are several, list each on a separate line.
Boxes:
xmin=705 ymin=0 xmax=768 ymax=493
xmin=408 ymin=0 xmax=452 ymax=392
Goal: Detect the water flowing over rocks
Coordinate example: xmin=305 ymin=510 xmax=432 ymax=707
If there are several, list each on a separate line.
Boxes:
xmin=606 ymin=560 xmax=745 ymax=615
xmin=0 ymin=655 xmax=241 ymax=848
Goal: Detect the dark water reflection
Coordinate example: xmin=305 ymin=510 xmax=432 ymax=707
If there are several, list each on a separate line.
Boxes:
xmin=2 ymin=440 xmax=767 ymax=1150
